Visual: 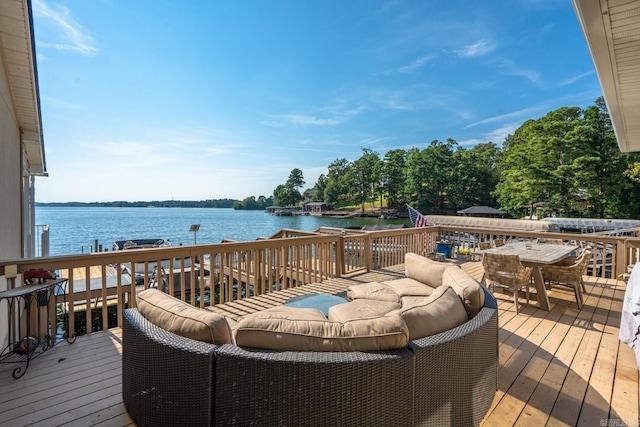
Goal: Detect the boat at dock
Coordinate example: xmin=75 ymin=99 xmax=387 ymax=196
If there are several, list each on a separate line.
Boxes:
xmin=112 ymin=239 xmax=172 ymax=251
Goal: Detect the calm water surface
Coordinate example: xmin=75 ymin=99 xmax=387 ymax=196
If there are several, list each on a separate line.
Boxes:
xmin=36 ymin=207 xmax=410 ymax=256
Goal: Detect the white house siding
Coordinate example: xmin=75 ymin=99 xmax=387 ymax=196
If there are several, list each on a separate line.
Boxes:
xmin=0 ymin=52 xmax=23 ymax=265
xmin=0 ymin=50 xmax=23 ymax=349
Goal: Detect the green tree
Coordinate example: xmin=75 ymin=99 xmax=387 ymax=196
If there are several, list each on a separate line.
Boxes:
xmin=495 ymin=100 xmax=634 ymax=219
xmin=312 ymin=174 xmax=328 ymax=201
xmin=407 ymin=139 xmax=456 ymax=213
xmin=272 ymin=169 xmax=305 ymax=207
xmin=351 ymin=148 xmax=380 ymax=212
xmin=287 ymin=168 xmax=305 ymax=193
xmin=324 ymin=158 xmax=352 ymax=205
xmin=449 ymin=142 xmax=500 ymax=210
xmin=382 ymin=149 xmax=407 ymax=209
xmin=574 ymin=97 xmax=626 ymax=218
xmin=405 ymin=147 xmax=430 ymax=212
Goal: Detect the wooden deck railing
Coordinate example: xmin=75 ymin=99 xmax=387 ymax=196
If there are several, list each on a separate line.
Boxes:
xmin=0 ymin=224 xmax=636 ymax=338
xmin=437 ymin=225 xmax=630 ymax=279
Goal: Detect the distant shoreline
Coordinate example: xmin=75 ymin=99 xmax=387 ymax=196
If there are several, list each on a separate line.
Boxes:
xmin=36 ymin=199 xmax=238 ymax=209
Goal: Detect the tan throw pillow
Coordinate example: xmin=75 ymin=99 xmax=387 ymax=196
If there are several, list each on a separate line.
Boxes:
xmin=235 ymin=310 xmax=408 ymax=351
xmin=382 ymin=278 xmax=435 ymax=297
xmin=347 ymin=282 xmax=401 ymax=303
xmin=387 ymin=285 xmax=468 ymax=341
xmin=137 ymin=288 xmax=233 ymax=344
xmin=442 ymin=266 xmax=486 ymax=318
xmin=328 ymin=299 xmax=401 ymax=322
xmin=404 ymin=252 xmax=449 ymax=288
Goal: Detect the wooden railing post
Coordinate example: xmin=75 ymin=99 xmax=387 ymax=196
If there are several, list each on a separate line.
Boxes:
xmin=618 ymin=239 xmax=630 ymax=278
xmin=364 ymin=233 xmax=372 ymax=272
xmin=336 ymin=231 xmax=345 ymax=277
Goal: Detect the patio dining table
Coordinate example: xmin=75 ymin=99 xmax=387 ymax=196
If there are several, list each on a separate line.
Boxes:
xmin=482 ymin=241 xmax=578 ymax=311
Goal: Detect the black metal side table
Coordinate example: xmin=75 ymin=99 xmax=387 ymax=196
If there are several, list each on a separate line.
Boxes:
xmin=0 ymin=278 xmax=75 ymax=379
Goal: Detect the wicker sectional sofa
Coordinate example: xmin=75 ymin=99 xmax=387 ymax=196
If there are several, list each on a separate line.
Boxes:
xmin=122 ymin=253 xmax=498 ymax=427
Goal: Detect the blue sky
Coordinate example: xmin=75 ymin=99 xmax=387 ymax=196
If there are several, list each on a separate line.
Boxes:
xmin=32 ymin=0 xmax=602 ymax=203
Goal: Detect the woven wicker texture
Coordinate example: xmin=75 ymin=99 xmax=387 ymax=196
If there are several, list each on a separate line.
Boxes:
xmin=214 ymin=345 xmax=414 ymax=427
xmin=411 ymin=287 xmax=498 ymax=426
xmin=536 ymin=238 xmax=564 ymax=245
xmin=543 ymin=248 xmax=592 ymax=308
xmin=482 ymin=252 xmax=532 ymax=314
xmin=122 ymin=309 xmax=217 ymax=427
xmin=478 ymin=242 xmax=492 ymax=251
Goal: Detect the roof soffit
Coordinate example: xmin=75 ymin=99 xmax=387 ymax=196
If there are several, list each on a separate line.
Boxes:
xmin=0 ymin=0 xmax=46 ymax=175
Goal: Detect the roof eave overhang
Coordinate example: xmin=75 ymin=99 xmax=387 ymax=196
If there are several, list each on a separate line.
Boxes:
xmin=0 ymin=0 xmax=47 ymax=176
xmin=571 ymin=0 xmax=640 ymax=153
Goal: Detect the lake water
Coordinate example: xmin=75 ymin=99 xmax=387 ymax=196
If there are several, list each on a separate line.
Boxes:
xmin=36 ymin=207 xmax=410 ymax=256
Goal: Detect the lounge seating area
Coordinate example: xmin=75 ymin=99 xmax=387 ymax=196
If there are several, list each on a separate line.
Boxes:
xmin=122 ymin=253 xmax=498 ymax=426
xmin=0 ymin=256 xmax=637 ymax=426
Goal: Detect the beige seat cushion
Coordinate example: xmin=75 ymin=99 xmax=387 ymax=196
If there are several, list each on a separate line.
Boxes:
xmin=399 ymin=295 xmax=432 ymax=306
xmin=347 ymin=282 xmax=401 ymax=303
xmin=387 ymin=285 xmax=468 ymax=341
xmin=382 ymin=277 xmax=435 ymax=297
xmin=404 ymin=252 xmax=449 ymax=288
xmin=328 ymin=299 xmax=401 ymax=322
xmin=241 ymin=305 xmax=327 ymax=321
xmin=442 ymin=266 xmax=486 ymax=318
xmin=235 ymin=309 xmax=409 ymax=352
xmin=137 ymin=288 xmax=234 ymax=344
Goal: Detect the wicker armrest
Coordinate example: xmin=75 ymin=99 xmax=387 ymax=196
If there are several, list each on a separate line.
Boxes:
xmin=410 ymin=288 xmax=498 ymax=426
xmin=543 ymin=249 xmax=592 ymax=283
xmin=122 ymin=308 xmax=218 ymax=427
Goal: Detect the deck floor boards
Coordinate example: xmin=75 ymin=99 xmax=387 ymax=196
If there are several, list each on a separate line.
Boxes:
xmin=0 ymin=261 xmax=637 ymax=426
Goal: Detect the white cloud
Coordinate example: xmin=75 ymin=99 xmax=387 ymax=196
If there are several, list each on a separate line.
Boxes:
xmin=371 ymin=89 xmax=415 ymax=110
xmin=398 ymin=54 xmax=435 ymax=73
xmin=262 ymin=103 xmax=366 ymax=128
xmin=263 ymin=114 xmax=340 ymax=127
xmin=558 ymin=70 xmax=594 ymax=87
xmin=485 ymin=123 xmax=519 ymax=144
xmin=32 ymin=0 xmax=98 ymax=56
xmin=454 ymin=39 xmax=495 ymax=58
xmin=458 ymin=123 xmax=519 ymax=147
xmin=495 ymin=59 xmax=540 ymax=84
xmin=464 ymin=104 xmax=548 ymax=128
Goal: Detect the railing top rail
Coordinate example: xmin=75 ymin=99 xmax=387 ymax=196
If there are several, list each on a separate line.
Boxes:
xmin=0 ymin=233 xmax=343 ymax=270
xmin=437 ymin=225 xmax=632 ymax=244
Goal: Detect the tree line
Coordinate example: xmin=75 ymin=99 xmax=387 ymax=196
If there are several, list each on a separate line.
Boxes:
xmin=37 ymin=199 xmax=237 ymax=208
xmin=268 ymin=97 xmax=640 ymax=219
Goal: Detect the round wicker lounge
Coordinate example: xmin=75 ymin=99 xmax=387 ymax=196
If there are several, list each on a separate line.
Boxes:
xmin=122 ymin=287 xmax=498 ymax=427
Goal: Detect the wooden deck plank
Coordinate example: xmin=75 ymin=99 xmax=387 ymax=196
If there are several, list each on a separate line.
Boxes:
xmin=576 ymin=281 xmax=624 ymax=425
xmin=484 ymin=302 xmax=568 ymax=426
xmin=0 ymin=261 xmax=637 ymax=427
xmin=540 ymin=279 xmax=607 ymax=427
xmin=610 ymin=342 xmax=640 ymax=426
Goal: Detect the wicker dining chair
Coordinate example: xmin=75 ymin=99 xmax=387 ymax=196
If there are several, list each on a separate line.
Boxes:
xmin=542 ymin=249 xmax=592 ymax=309
xmin=493 ymin=239 xmax=505 ymax=247
xmin=536 ymin=238 xmax=564 ymax=245
xmin=482 ymin=253 xmax=532 ymax=314
xmin=479 ymin=242 xmax=492 ymax=251
xmin=476 ymin=242 xmax=493 ymax=265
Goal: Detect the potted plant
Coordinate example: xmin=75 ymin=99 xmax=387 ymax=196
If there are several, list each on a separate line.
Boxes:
xmin=457 ymin=248 xmax=473 ymax=261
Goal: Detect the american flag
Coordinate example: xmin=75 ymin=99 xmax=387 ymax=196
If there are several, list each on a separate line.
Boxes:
xmin=407 ymin=205 xmax=428 ymax=228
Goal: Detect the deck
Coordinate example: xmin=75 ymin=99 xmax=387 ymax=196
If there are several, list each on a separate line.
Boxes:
xmin=0 ymin=261 xmax=638 ymax=426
